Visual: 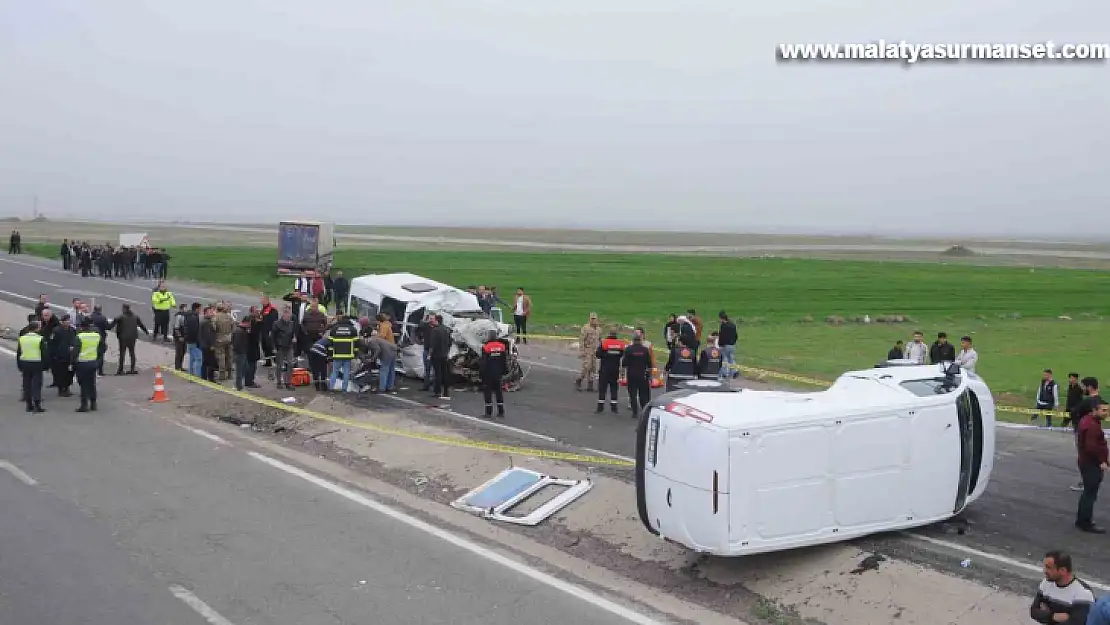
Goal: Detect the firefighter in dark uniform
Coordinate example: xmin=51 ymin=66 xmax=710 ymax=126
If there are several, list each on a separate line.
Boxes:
xmin=479 ymin=330 xmax=507 ymax=418
xmin=664 ymin=343 xmax=697 ymax=392
xmin=73 ymin=319 xmax=101 ymax=412
xmin=622 ymin=329 xmax=653 ymax=419
xmin=17 ymin=320 xmax=47 ymax=413
xmin=697 ymin=334 xmax=723 ymax=379
xmin=595 ymin=330 xmax=626 ymax=413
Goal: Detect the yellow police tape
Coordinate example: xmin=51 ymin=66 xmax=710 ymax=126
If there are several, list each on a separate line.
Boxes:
xmin=521 ymin=333 xmax=1059 ymax=418
xmin=167 ymin=369 xmax=635 ymax=468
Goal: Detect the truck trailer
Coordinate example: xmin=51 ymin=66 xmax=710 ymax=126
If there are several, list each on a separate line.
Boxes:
xmin=276 ymin=220 xmax=335 ymax=276
xmin=636 ymin=362 xmax=995 ymax=557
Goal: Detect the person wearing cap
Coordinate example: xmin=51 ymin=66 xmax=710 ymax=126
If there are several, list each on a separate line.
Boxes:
xmin=72 ymin=318 xmax=102 ymax=412
xmin=575 ymin=313 xmax=601 ymax=392
xmin=929 ymin=332 xmax=956 ymax=364
xmin=49 ymin=313 xmax=76 ymax=397
xmin=955 ymin=335 xmax=978 ymax=374
xmin=150 ymin=280 xmax=176 ymax=343
xmin=17 ymin=319 xmax=47 ymax=413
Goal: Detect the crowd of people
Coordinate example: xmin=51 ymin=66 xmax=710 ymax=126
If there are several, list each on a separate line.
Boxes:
xmin=59 ymin=239 xmax=172 ymax=280
xmin=155 ymin=272 xmax=511 ymax=418
xmin=567 ymin=309 xmax=739 ymax=418
xmin=17 ymin=293 xmax=154 ymax=413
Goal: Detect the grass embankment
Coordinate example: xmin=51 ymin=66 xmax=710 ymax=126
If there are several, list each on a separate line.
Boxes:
xmin=26 ymin=243 xmax=1110 ymax=412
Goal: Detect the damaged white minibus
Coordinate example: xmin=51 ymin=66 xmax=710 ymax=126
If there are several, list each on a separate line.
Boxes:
xmin=635 ymin=362 xmax=995 ymax=556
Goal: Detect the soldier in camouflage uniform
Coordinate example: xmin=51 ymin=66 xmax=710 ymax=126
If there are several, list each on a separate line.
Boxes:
xmin=575 ymin=312 xmax=601 ymax=392
xmin=213 ymin=303 xmax=235 ymax=380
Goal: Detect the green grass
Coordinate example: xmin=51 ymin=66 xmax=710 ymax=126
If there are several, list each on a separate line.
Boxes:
xmin=26 ymin=243 xmax=1110 ymax=413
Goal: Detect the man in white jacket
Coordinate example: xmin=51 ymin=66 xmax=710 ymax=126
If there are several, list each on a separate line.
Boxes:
xmin=905 ymin=331 xmax=928 ymax=364
xmin=955 ymin=336 xmax=978 ymax=374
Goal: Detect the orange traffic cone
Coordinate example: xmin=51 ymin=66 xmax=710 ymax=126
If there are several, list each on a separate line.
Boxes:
xmin=151 ymin=365 xmax=169 ymax=402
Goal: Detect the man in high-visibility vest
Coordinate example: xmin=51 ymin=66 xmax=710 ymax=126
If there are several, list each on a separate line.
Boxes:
xmin=72 ymin=319 xmax=101 ymax=412
xmin=327 ymin=313 xmax=359 ymax=392
xmin=17 ymin=320 xmax=47 ymax=413
xmin=150 ymin=280 xmax=176 ymax=343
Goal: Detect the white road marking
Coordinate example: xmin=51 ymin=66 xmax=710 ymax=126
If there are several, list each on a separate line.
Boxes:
xmin=904 ymin=532 xmax=1110 ymax=592
xmin=384 ymin=394 xmax=562 ymax=444
xmin=0 ymin=288 xmax=74 ymax=314
xmin=584 ymin=447 xmax=636 ymax=463
xmin=249 ymin=451 xmax=665 ymax=625
xmin=0 ymin=346 xmax=16 ymax=357
xmin=0 ymin=256 xmax=250 ymax=308
xmin=168 ymin=585 xmax=237 ymax=625
xmin=174 ymin=422 xmax=229 ymax=445
xmin=32 ymin=279 xmax=63 ymax=288
xmin=0 ymin=460 xmax=38 ymax=486
xmin=521 ymin=359 xmax=578 ymax=373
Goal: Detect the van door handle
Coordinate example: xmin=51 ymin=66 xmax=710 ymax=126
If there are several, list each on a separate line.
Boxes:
xmin=666 ymin=488 xmax=672 ymax=507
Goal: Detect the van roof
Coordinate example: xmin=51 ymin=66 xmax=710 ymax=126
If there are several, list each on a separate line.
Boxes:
xmin=675 ymin=363 xmax=966 ymax=429
xmin=349 ymin=272 xmax=482 ymax=312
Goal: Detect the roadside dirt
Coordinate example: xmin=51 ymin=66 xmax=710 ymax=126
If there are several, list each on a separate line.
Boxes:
xmin=0 ymin=297 xmax=1033 ymax=625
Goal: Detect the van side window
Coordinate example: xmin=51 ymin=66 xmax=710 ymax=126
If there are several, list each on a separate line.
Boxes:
xmin=351 ymin=297 xmax=378 ymax=320
xmin=900 ymin=378 xmax=957 ymax=397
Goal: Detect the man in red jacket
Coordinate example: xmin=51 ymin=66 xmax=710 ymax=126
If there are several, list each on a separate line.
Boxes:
xmin=1076 ymin=398 xmax=1109 ymax=533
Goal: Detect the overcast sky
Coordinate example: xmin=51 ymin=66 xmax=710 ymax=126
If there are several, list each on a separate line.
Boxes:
xmin=1 ymin=1 xmax=1107 ymax=238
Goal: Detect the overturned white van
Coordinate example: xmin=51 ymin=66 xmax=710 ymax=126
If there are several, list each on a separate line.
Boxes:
xmin=635 ymin=362 xmax=995 ymax=556
xmin=346 ymin=273 xmax=523 ymax=388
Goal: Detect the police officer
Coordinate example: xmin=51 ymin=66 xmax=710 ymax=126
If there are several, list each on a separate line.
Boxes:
xmin=697 ymin=333 xmax=723 ymax=379
xmin=17 ymin=320 xmax=47 ymax=413
xmin=73 ymin=319 xmax=101 ymax=412
xmin=622 ymin=329 xmax=653 ymax=419
xmin=328 ymin=313 xmax=359 ymax=393
xmin=479 ymin=330 xmax=508 ymax=418
xmin=664 ymin=343 xmax=696 ymax=392
xmin=595 ymin=330 xmax=625 ymax=414
xmin=150 ymin=280 xmax=176 ymax=342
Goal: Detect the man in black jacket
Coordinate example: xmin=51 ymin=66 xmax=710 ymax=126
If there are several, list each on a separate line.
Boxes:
xmin=332 ymin=270 xmax=350 ymax=314
xmin=49 ymin=314 xmax=76 ymax=397
xmin=1062 ymin=373 xmax=1085 ymax=429
xmin=622 ymin=330 xmax=653 ymax=419
xmin=172 ymin=304 xmax=188 ymax=370
xmin=479 ymin=330 xmax=508 ymax=418
xmin=107 ymin=303 xmax=149 ymax=375
xmin=717 ymin=311 xmax=738 ymax=379
xmin=89 ymin=305 xmax=109 ymax=376
xmin=270 ymin=306 xmax=297 ymax=389
xmin=427 ymin=314 xmax=453 ymax=400
xmin=184 ymin=303 xmax=202 ymax=377
xmin=929 ymin=332 xmax=957 ymax=364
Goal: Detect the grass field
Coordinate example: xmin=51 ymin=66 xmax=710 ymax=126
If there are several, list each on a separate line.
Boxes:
xmin=25 ymin=242 xmax=1110 ymax=410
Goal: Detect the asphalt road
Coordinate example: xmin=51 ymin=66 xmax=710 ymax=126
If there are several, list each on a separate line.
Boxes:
xmin=2 ymin=252 xmax=1109 ymax=590
xmin=0 ymin=347 xmax=655 ymax=624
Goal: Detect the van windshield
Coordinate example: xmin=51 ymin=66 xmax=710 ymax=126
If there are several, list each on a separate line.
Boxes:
xmin=900 ymin=378 xmax=958 ymax=397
